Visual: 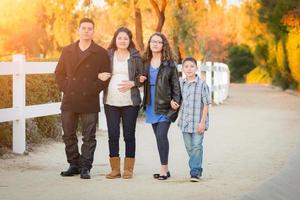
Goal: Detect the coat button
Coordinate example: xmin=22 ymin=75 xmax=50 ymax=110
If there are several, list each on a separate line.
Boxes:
xmin=72 ymin=77 xmax=76 ymax=81
xmin=86 ymin=64 xmax=90 ymax=68
xmin=82 ymin=92 xmax=86 ymax=96
xmin=71 ymin=91 xmax=75 ymax=95
xmin=83 ymin=77 xmax=87 ymax=81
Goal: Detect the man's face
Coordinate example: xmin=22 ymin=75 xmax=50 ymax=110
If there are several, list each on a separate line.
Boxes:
xmin=78 ymin=22 xmax=94 ymax=40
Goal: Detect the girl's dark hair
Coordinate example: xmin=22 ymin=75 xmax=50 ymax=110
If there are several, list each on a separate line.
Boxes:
xmin=182 ymin=57 xmax=197 ymax=66
xmin=108 ymin=27 xmax=136 ymax=50
xmin=143 ymin=32 xmax=175 ymax=62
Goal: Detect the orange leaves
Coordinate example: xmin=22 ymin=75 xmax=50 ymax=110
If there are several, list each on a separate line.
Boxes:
xmin=281 ymin=7 xmax=300 ymax=29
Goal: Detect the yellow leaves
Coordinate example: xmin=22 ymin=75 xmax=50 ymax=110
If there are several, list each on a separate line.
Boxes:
xmin=276 ymin=40 xmax=286 ymax=75
xmin=246 ymin=66 xmax=272 ymax=84
xmin=286 ymin=31 xmax=300 ymax=90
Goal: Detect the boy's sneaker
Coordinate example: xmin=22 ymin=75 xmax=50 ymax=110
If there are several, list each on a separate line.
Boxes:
xmin=190 ymin=175 xmax=200 ymax=182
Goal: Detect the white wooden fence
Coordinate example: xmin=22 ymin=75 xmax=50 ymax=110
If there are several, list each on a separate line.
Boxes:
xmin=178 ymin=61 xmax=230 ymax=104
xmin=0 ymin=55 xmax=229 ymax=154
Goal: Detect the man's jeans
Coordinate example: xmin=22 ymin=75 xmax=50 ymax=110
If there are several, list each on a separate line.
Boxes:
xmin=61 ymin=111 xmax=98 ymax=170
xmin=182 ymin=132 xmax=204 ymax=177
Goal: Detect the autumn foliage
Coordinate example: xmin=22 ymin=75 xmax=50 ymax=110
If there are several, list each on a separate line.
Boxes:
xmin=0 ymin=0 xmax=300 ymax=151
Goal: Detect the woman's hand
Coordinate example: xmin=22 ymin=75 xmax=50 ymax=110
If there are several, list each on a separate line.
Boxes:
xmin=118 ymin=80 xmax=135 ymax=93
xmin=139 ymin=75 xmax=147 ymax=83
xmin=170 ymin=100 xmax=180 ymax=110
xmin=98 ymin=72 xmax=111 ymax=81
xmin=197 ymin=122 xmax=205 ymax=134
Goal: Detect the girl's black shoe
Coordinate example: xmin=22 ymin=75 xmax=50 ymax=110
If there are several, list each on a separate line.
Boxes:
xmin=158 ymin=175 xmax=168 ymax=180
xmin=153 ymin=171 xmax=171 ymax=179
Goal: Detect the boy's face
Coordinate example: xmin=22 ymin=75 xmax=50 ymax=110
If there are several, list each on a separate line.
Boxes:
xmin=183 ymin=61 xmax=197 ymax=78
xmin=78 ymin=22 xmax=94 ymax=41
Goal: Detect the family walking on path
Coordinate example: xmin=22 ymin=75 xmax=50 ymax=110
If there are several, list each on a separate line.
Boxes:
xmin=54 ymin=17 xmax=210 ymax=182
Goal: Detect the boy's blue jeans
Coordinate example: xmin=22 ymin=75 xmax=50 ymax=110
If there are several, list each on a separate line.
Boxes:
xmin=182 ymin=132 xmax=204 ymax=177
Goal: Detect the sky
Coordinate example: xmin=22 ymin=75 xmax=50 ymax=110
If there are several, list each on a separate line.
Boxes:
xmin=227 ymin=0 xmax=242 ymax=6
xmin=92 ymin=0 xmax=243 ymax=7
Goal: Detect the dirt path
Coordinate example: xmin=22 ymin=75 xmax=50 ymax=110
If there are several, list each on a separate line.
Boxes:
xmin=1 ymin=84 xmax=300 ymax=200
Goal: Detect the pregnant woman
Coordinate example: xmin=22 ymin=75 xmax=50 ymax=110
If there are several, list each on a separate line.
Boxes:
xmin=98 ymin=27 xmax=143 ymax=179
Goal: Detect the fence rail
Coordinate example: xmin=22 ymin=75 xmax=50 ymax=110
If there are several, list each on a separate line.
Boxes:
xmin=0 ymin=54 xmax=229 ymax=154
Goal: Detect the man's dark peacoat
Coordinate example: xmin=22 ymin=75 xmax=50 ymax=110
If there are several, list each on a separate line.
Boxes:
xmin=55 ymin=40 xmax=111 ymax=113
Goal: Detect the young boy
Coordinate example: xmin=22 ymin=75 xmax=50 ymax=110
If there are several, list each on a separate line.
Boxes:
xmin=176 ymin=57 xmax=211 ymax=182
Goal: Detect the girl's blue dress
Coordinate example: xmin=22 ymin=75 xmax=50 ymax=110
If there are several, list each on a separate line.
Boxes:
xmin=145 ymin=65 xmax=170 ymax=124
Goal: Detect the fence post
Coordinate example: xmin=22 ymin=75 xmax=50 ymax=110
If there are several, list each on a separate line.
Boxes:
xmin=98 ymin=92 xmax=107 ymax=131
xmin=214 ymin=63 xmax=220 ymax=104
xmin=226 ymin=64 xmax=230 ymax=98
xmin=221 ymin=63 xmax=228 ymax=101
xmin=205 ymin=62 xmax=213 ymax=103
xmin=12 ymin=54 xmax=26 ymax=154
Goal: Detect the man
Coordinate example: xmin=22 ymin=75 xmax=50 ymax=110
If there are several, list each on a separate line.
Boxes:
xmin=55 ymin=18 xmax=111 ymax=179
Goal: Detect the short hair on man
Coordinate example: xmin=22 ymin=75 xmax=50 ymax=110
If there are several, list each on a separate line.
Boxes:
xmin=79 ymin=18 xmax=95 ymax=28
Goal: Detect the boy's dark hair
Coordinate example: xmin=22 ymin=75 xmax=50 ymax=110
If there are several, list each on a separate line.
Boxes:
xmin=79 ymin=18 xmax=95 ymax=28
xmin=182 ymin=57 xmax=197 ymax=66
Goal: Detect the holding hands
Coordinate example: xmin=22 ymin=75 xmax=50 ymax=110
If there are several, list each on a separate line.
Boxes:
xmin=98 ymin=72 xmax=111 ymax=81
xmin=139 ymin=75 xmax=147 ymax=83
xmin=170 ymin=99 xmax=180 ymax=110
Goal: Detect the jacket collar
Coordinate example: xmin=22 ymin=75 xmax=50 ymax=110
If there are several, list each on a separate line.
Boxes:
xmin=67 ymin=40 xmax=99 ymax=54
xmin=107 ymin=48 xmax=141 ymax=59
xmin=66 ymin=40 xmax=99 ymax=75
xmin=183 ymin=74 xmax=200 ymax=84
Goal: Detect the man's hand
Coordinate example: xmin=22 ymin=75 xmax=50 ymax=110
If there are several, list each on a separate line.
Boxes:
xmin=170 ymin=100 xmax=180 ymax=110
xmin=118 ymin=80 xmax=134 ymax=93
xmin=98 ymin=72 xmax=111 ymax=81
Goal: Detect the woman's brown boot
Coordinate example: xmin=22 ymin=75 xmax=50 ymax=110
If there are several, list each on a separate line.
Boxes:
xmin=122 ymin=157 xmax=135 ymax=179
xmin=106 ymin=157 xmax=121 ymax=179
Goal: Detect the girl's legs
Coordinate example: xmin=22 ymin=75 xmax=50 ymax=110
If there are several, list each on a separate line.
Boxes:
xmin=152 ymin=121 xmax=171 ymax=176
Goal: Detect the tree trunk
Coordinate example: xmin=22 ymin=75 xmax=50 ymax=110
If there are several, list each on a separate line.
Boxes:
xmin=134 ymin=1 xmax=144 ymax=51
xmin=173 ymin=0 xmax=183 ymax=62
xmin=149 ymin=0 xmax=167 ymax=32
xmin=156 ymin=12 xmax=165 ymax=32
xmin=173 ymin=35 xmax=182 ymax=63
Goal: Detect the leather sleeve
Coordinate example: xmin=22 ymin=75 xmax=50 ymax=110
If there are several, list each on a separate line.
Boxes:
xmin=170 ymin=63 xmax=182 ymax=105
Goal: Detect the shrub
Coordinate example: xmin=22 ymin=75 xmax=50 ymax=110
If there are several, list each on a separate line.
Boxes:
xmin=246 ymin=66 xmax=272 ymax=84
xmin=228 ymin=44 xmax=255 ymax=82
xmin=0 ymin=73 xmax=62 ymax=153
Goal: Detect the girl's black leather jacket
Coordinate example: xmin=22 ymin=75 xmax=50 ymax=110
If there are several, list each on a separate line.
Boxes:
xmin=143 ymin=60 xmax=182 ymax=122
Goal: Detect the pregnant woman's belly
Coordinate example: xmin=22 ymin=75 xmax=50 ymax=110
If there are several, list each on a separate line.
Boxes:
xmin=106 ymin=74 xmax=132 ymax=106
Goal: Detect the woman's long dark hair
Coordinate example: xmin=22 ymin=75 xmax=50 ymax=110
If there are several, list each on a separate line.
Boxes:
xmin=108 ymin=27 xmax=136 ymax=50
xmin=143 ymin=32 xmax=175 ymax=62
